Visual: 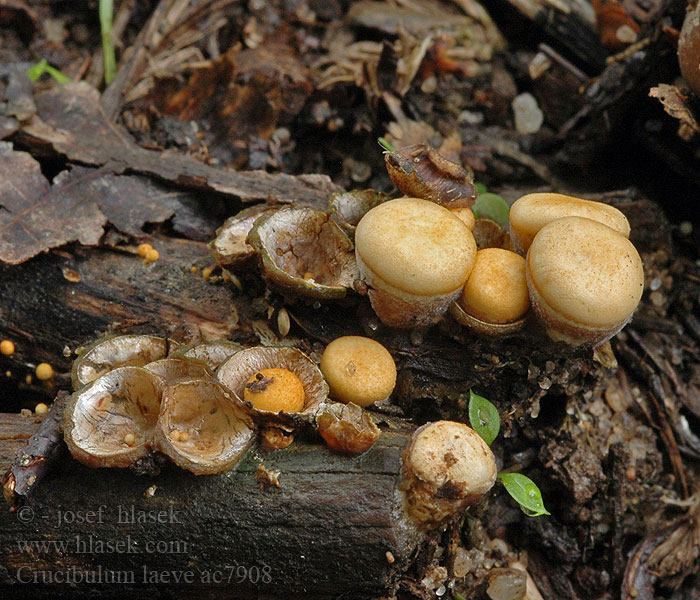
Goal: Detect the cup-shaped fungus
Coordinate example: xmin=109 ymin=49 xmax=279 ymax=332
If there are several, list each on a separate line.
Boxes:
xmin=216 ymin=346 xmax=328 ymax=429
xmin=355 ymin=197 xmax=477 ymax=328
xmin=320 ymin=336 xmax=396 ymax=407
xmin=247 ymin=207 xmax=359 ymax=299
xmin=176 ymin=340 xmax=245 ymax=371
xmin=144 ymin=357 xmax=212 ymax=381
xmin=384 ymin=144 xmax=477 ymax=208
xmin=526 ymin=216 xmax=644 ymax=347
xmin=400 ymin=421 xmax=497 ymax=528
xmin=328 ymin=189 xmax=388 ymax=237
xmin=153 ymin=379 xmax=255 ymax=475
xmin=63 ymin=366 xmax=165 ymax=468
xmin=209 ymin=205 xmax=278 ymax=268
xmin=509 ymin=193 xmax=631 ymax=253
xmin=71 ymin=334 xmax=177 ymax=390
xmin=316 ymin=402 xmax=381 ymax=455
xmin=451 ymin=248 xmax=529 ymax=335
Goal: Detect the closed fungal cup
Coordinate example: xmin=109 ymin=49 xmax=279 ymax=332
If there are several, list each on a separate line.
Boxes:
xmin=509 ymin=193 xmax=631 ymax=253
xmin=400 ymin=421 xmax=497 ymax=527
xmin=355 ymin=197 xmax=477 ymax=328
xmin=526 ymin=216 xmax=644 ymax=347
xmin=452 ymin=248 xmax=529 ymax=335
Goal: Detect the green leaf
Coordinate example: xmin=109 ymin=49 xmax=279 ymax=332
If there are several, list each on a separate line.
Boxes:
xmin=377 ymin=137 xmax=395 ymax=152
xmin=453 ymin=593 xmax=467 ymax=600
xmin=475 ymin=182 xmax=487 ymax=195
xmin=472 ymin=192 xmax=510 ymax=228
xmin=498 ymin=472 xmax=550 ymax=517
xmin=468 ymin=390 xmax=500 ymax=446
xmin=26 ymin=59 xmax=71 ymax=84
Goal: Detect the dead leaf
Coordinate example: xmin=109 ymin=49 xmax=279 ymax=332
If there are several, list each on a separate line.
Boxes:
xmin=0 ymin=142 xmax=227 ymax=264
xmin=18 ymin=82 xmax=340 ymax=205
xmin=0 ymin=143 xmax=105 ymax=264
xmin=649 ymin=83 xmax=700 ymax=141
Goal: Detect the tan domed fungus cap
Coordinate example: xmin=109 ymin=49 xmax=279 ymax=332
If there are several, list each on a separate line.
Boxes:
xmin=401 ymin=421 xmax=496 ymax=526
xmin=526 ymin=216 xmax=644 ymax=347
xmin=510 ymin=193 xmax=631 ymax=253
xmin=460 ymin=248 xmax=529 ymax=324
xmin=320 ymin=336 xmax=396 ymax=407
xmin=355 ymin=197 xmax=477 ymax=328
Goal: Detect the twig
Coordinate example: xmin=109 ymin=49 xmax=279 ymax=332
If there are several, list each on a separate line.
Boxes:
xmin=2 ymin=391 xmax=69 ymax=508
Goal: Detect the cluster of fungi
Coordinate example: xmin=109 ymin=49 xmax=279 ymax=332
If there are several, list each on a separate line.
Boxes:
xmin=61 ymin=144 xmax=644 ymax=528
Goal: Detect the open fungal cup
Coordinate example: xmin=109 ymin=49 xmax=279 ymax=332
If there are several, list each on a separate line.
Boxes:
xmin=400 ymin=421 xmax=497 ymax=527
xmin=176 ymin=340 xmax=245 ymax=371
xmin=355 ymin=197 xmax=477 ymax=328
xmin=63 ymin=366 xmax=165 ymax=468
xmin=320 ymin=336 xmax=396 ymax=407
xmin=328 ymin=189 xmax=388 ymax=237
xmin=216 ymin=346 xmax=328 ymax=429
xmin=144 ymin=357 xmax=212 ymax=381
xmin=153 ymin=379 xmax=255 ymax=475
xmin=451 ymin=248 xmax=529 ymax=335
xmin=71 ymin=334 xmax=177 ymax=390
xmin=209 ymin=205 xmax=278 ymax=268
xmin=526 ymin=216 xmax=644 ymax=347
xmin=243 ymin=368 xmax=306 ymax=413
xmin=509 ymin=193 xmax=631 ymax=254
xmin=247 ymin=207 xmax=359 ymax=299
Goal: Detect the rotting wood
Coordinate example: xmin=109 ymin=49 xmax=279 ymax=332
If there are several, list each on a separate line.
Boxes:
xmin=0 ymin=412 xmax=421 ymax=599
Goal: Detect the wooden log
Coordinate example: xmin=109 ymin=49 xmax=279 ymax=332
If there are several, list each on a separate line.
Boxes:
xmin=0 ymin=411 xmax=421 ymax=599
xmin=0 ymin=236 xmax=242 ymax=400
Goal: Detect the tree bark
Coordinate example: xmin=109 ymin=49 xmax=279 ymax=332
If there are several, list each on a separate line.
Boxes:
xmin=0 ymin=412 xmax=420 ymax=599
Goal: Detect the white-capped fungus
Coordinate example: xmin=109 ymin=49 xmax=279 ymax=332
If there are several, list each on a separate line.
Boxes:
xmin=526 ymin=216 xmax=644 ymax=347
xmin=509 ymin=192 xmax=631 ymax=253
xmin=355 ymin=197 xmax=477 ymax=328
xmin=400 ymin=421 xmax=497 ymax=527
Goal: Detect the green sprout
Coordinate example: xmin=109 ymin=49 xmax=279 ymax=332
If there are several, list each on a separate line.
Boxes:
xmin=377 ymin=137 xmax=395 ymax=152
xmin=468 ymin=390 xmax=500 ymax=446
xmin=468 ymin=390 xmax=550 ymax=517
xmin=99 ymin=0 xmax=117 ymax=85
xmin=26 ymin=60 xmax=71 ymax=84
xmin=472 ymin=192 xmax=510 ymax=228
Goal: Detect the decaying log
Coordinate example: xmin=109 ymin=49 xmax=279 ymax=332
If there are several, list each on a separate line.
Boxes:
xmin=0 ymin=412 xmax=421 ymax=599
xmin=0 ymin=236 xmax=240 ymax=396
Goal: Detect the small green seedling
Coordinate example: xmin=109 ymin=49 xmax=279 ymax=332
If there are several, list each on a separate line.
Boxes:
xmin=497 ymin=472 xmax=550 ymax=517
xmin=472 ymin=192 xmax=510 ymax=228
xmin=26 ymin=60 xmax=71 ymax=84
xmin=468 ymin=390 xmax=500 ymax=446
xmin=378 ymin=137 xmax=395 ymax=152
xmin=468 ymin=390 xmax=550 ymax=517
xmin=99 ymin=0 xmax=117 ymax=84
